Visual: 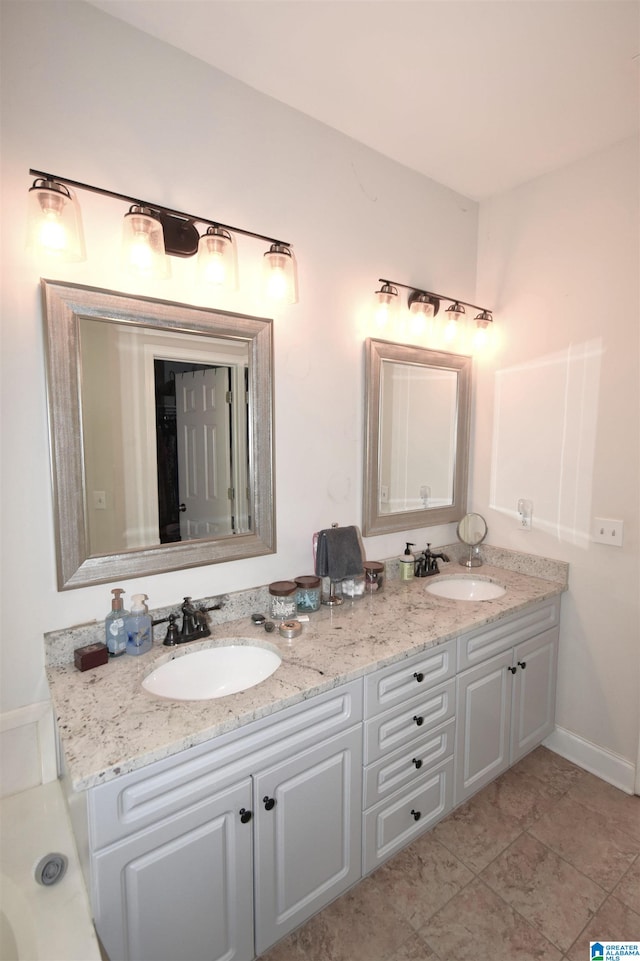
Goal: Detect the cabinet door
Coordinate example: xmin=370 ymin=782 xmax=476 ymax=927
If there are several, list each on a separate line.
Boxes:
xmin=93 ymin=778 xmax=253 ymax=961
xmin=455 ymin=649 xmax=513 ymax=805
xmin=510 ymin=627 xmax=559 ymax=764
xmin=253 ymin=725 xmax=362 ymax=957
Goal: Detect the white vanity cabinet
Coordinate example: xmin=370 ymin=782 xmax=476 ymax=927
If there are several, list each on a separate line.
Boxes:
xmin=455 ymin=597 xmax=560 ymax=805
xmin=81 ymin=680 xmax=363 ymax=961
xmin=362 ymin=641 xmax=457 ymax=873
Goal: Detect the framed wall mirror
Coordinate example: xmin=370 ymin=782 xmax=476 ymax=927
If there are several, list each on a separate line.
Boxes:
xmin=363 ymin=338 xmax=471 ymax=536
xmin=42 ymin=280 xmax=275 ymax=589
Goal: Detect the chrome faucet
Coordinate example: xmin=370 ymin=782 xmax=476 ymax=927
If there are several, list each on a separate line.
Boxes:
xmin=415 ymin=544 xmax=450 ymax=577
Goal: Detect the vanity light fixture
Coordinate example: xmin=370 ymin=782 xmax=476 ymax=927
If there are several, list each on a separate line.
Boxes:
xmin=26 ymin=169 xmax=297 ymax=301
xmin=373 ymin=278 xmax=493 ymax=345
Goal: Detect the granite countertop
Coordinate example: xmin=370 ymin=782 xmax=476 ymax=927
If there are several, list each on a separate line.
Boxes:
xmin=47 ymin=560 xmax=567 ymax=792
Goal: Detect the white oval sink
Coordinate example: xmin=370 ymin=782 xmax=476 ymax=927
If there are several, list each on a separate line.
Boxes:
xmin=142 ymin=644 xmax=281 ymax=701
xmin=426 ymin=578 xmax=506 ymax=601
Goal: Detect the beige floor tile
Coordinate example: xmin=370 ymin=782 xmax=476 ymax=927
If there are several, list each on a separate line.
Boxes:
xmin=387 ymin=932 xmax=440 ymax=960
xmin=256 ymin=875 xmax=410 ymax=961
xmin=530 ymin=795 xmax=639 ymax=892
xmin=612 ymin=856 xmax=640 ymax=914
xmin=512 ymin=747 xmax=586 ymax=798
xmin=565 ymin=772 xmax=640 ymax=845
xmin=565 ymin=895 xmax=640 ymax=961
xmin=432 ymin=775 xmax=538 ymax=873
xmin=420 ymin=877 xmax=563 ymax=961
xmin=370 ymin=833 xmax=474 ymax=929
xmin=481 ymin=832 xmax=606 ymax=952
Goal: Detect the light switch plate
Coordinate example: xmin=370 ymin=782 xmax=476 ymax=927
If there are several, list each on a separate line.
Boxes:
xmin=593 ymin=517 xmax=624 ymax=546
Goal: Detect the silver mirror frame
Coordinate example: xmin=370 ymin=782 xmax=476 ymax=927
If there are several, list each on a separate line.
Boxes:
xmin=362 ymin=338 xmax=472 ymax=537
xmin=42 ymin=280 xmax=275 ymax=590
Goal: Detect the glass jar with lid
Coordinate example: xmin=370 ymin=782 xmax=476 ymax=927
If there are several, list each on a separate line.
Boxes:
xmin=364 ymin=561 xmax=385 ymax=594
xmin=268 ymin=580 xmax=297 ymax=620
xmin=341 ymin=573 xmax=365 ymax=599
xmin=294 ymin=575 xmax=322 ymax=613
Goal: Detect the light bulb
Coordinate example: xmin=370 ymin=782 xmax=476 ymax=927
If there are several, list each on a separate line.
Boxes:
xmin=122 ymin=206 xmax=168 ymax=278
xmin=26 ymin=179 xmax=85 ymax=261
xmin=263 ymin=244 xmax=296 ymax=303
xmin=197 ymin=227 xmax=235 ymax=287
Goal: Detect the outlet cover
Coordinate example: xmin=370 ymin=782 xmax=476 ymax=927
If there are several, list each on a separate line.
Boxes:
xmin=592 ymin=517 xmax=624 ymax=547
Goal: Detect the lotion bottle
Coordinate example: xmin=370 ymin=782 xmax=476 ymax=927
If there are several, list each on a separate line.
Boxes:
xmin=399 ymin=543 xmax=415 ymax=582
xmin=105 ymin=588 xmax=129 ymax=657
xmin=125 ymin=594 xmax=152 ymax=656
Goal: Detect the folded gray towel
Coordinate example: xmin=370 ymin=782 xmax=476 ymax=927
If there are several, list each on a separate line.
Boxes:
xmin=315 ymin=526 xmax=364 ymax=580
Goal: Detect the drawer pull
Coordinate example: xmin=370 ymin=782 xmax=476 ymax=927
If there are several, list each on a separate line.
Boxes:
xmin=518 ymin=660 xmax=527 ymax=670
xmin=412 ymin=758 xmax=423 ymax=769
xmin=413 ymin=715 xmax=424 ymax=726
xmin=508 ymin=666 xmax=517 ymax=675
xmin=263 ymin=796 xmax=276 ymax=811
xmin=410 ymin=809 xmax=421 ymax=821
xmin=239 ymin=808 xmax=252 ymax=824
xmin=413 ymin=672 xmax=424 ymax=683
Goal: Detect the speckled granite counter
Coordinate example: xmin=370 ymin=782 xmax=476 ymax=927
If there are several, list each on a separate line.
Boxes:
xmin=46 ymin=554 xmax=567 ymax=792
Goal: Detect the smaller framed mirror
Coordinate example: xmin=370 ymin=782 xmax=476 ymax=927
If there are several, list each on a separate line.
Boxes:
xmin=363 ymin=338 xmax=471 ymax=536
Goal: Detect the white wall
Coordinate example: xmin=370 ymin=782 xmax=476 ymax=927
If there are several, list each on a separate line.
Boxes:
xmin=475 ymin=137 xmax=639 ymax=787
xmin=0 ymin=1 xmax=478 ymax=791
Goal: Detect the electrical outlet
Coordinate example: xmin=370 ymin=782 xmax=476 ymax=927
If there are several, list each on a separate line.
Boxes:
xmin=593 ymin=517 xmax=624 ymax=547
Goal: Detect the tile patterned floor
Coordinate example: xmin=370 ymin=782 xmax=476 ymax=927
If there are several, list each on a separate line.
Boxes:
xmin=257 ymin=747 xmax=640 ymax=961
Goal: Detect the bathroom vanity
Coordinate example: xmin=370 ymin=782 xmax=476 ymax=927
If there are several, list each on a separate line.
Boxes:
xmin=47 ymin=558 xmax=566 ymax=961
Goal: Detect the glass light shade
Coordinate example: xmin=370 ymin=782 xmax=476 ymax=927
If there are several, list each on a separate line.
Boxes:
xmin=197 ymin=227 xmax=237 ymax=288
xmin=444 ymin=301 xmax=465 ymax=340
xmin=408 ymin=294 xmax=435 ymax=318
xmin=474 ymin=311 xmax=493 ymax=349
xmin=262 ymin=243 xmax=297 ymax=303
xmin=121 ymin=206 xmax=169 ymax=278
xmin=373 ymin=283 xmax=399 ymax=327
xmin=26 ymin=180 xmax=85 ymax=262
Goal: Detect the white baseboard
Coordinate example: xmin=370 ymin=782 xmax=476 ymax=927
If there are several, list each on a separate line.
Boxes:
xmin=544 ymin=725 xmax=637 ymax=795
xmin=0 ymin=701 xmax=57 ymax=797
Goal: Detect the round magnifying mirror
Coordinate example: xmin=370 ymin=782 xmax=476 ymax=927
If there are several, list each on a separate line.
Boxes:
xmin=457 ymin=513 xmax=487 ymax=568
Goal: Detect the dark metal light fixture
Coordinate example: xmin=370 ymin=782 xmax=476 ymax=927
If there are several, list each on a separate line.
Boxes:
xmin=27 ymin=169 xmax=295 ymax=295
xmin=374 ymin=277 xmax=493 ymax=343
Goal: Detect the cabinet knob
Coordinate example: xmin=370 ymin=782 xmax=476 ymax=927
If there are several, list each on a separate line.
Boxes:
xmin=518 ymin=660 xmax=527 ymax=670
xmin=239 ymin=808 xmax=252 ymax=824
xmin=410 ymin=809 xmax=421 ymax=821
xmin=413 ymin=715 xmax=424 ymax=726
xmin=508 ymin=666 xmax=517 ymax=674
xmin=263 ymin=796 xmax=276 ymax=811
xmin=412 ymin=758 xmax=423 ymax=769
xmin=413 ymin=672 xmax=424 ymax=683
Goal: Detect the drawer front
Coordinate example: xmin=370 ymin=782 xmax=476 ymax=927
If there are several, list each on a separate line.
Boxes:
xmin=363 ymin=757 xmax=454 ymax=874
xmin=457 ymin=597 xmax=560 ymax=671
xmin=88 ymin=679 xmax=363 ymax=850
xmin=364 ymin=678 xmax=455 ymax=764
xmin=363 ymin=717 xmax=455 ymax=809
xmin=364 ymin=640 xmax=456 ymax=717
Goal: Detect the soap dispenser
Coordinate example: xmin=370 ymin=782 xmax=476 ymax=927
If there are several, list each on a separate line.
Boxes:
xmin=105 ymin=588 xmax=129 ymax=657
xmin=125 ymin=594 xmax=152 ymax=656
xmin=399 ymin=543 xmax=415 ymax=582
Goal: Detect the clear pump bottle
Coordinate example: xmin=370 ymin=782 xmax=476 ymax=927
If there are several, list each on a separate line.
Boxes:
xmin=105 ymin=588 xmax=129 ymax=657
xmin=125 ymin=594 xmax=152 ymax=656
